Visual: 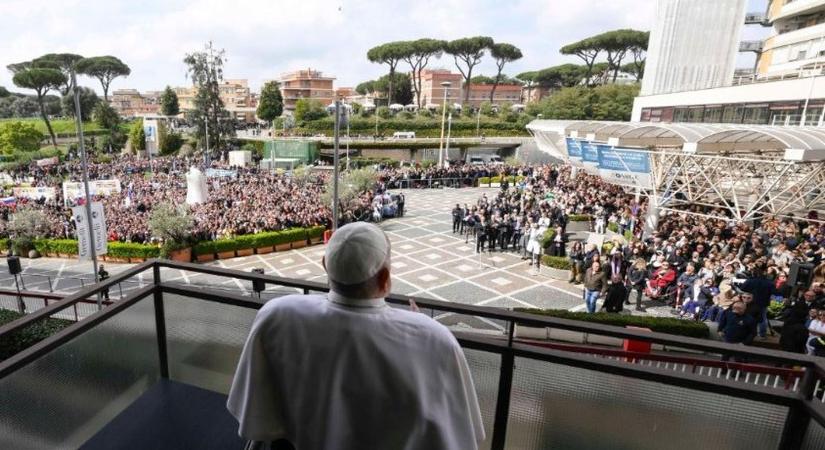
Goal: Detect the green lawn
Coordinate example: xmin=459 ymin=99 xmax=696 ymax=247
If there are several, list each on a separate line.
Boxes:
xmin=0 ymin=118 xmax=104 ymax=135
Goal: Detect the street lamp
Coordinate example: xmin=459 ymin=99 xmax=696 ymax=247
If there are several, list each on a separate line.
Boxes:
xmin=438 ymin=81 xmax=451 ymax=168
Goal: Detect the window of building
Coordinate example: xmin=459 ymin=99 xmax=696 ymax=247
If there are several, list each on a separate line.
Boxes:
xmin=687 ymin=107 xmax=704 ymax=122
xmin=742 ymin=104 xmax=770 ymax=124
xmin=703 ymin=106 xmax=722 ymax=123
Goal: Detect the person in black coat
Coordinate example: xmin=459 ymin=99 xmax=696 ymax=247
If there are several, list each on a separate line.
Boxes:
xmin=779 ymin=290 xmax=818 ymax=354
xmin=718 ymin=301 xmax=757 ymax=358
xmin=451 ymin=204 xmax=462 ymax=233
xmin=602 ymin=274 xmax=628 ymax=313
xmin=626 ymin=258 xmax=648 ymax=311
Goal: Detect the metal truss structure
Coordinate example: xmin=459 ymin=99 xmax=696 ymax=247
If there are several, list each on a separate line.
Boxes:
xmin=526 ymin=120 xmax=825 ymax=224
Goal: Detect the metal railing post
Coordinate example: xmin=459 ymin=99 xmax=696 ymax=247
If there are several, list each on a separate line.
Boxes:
xmin=47 ymin=276 xmax=53 ymax=293
xmin=491 ymin=321 xmax=516 ymax=450
xmin=152 ymin=264 xmax=169 ymax=379
xmin=778 ymin=368 xmax=815 ymax=450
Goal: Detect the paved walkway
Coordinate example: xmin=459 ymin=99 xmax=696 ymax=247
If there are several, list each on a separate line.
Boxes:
xmin=2 ymin=187 xmax=678 ymax=320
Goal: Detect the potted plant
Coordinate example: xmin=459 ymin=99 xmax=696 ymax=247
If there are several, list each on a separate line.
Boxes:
xmin=149 ymin=203 xmax=194 ymax=262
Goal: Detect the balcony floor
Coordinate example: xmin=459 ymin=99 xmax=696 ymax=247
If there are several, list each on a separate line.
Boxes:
xmin=80 ymin=379 xmax=245 ymax=450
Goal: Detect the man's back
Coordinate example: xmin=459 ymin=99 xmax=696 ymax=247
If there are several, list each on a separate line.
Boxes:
xmin=227 ymin=294 xmax=484 ymax=450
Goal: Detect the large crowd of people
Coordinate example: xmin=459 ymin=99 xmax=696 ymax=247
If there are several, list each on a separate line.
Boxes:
xmin=2 ymin=155 xmax=824 ymax=354
xmin=451 ymin=163 xmax=825 ymax=355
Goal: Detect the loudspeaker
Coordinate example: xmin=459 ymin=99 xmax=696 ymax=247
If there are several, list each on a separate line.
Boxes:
xmin=788 ymin=262 xmax=814 ymax=288
xmin=251 ymin=268 xmax=266 ymax=293
xmin=7 ymin=256 xmax=21 ymax=275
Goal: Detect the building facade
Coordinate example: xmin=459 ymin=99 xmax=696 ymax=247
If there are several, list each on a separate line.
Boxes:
xmin=641 ymin=0 xmax=748 ymax=96
xmin=418 ymin=69 xmax=463 ymax=107
xmin=173 ymin=79 xmax=257 ymax=122
xmin=279 ymin=69 xmax=335 ymax=113
xmin=465 ymin=84 xmax=523 ymax=108
xmin=757 ymin=0 xmax=825 ymax=77
xmin=109 ymin=89 xmax=161 ymax=117
xmin=632 ymin=0 xmax=825 ymax=126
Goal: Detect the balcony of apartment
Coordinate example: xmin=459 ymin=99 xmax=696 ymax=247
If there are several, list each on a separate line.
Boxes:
xmin=1 ymin=260 xmax=825 ymax=450
xmin=773 ymin=0 xmax=825 ymax=23
xmin=740 ymin=40 xmax=765 ymax=53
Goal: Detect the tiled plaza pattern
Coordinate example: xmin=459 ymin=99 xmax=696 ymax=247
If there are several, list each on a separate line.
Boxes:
xmin=1 ymin=187 xmax=677 ymax=327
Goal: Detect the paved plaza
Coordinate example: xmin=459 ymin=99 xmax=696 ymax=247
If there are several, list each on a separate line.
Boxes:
xmin=1 ymin=187 xmax=678 ymax=320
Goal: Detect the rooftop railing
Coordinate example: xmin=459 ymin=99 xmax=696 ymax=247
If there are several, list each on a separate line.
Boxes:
xmin=0 ymin=260 xmax=824 ymax=449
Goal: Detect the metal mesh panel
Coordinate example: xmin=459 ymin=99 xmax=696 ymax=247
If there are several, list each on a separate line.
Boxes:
xmin=0 ymin=296 xmax=159 ymax=450
xmin=463 ymin=348 xmax=500 ymax=450
xmin=505 ymin=356 xmax=788 ymax=450
xmin=803 ymin=416 xmax=825 ymax=449
xmin=163 ymin=294 xmax=258 ymax=394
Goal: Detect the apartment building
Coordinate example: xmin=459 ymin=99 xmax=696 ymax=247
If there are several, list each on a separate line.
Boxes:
xmin=109 ymin=89 xmax=161 ymax=117
xmin=757 ymin=0 xmax=825 ymax=77
xmin=279 ymin=69 xmax=335 ymax=112
xmin=174 ymin=79 xmax=257 ymax=122
xmin=418 ymin=69 xmax=463 ymax=107
xmin=632 ymin=0 xmax=825 ymax=126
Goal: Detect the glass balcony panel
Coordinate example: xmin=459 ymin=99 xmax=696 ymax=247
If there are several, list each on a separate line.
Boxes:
xmin=504 ymin=356 xmax=787 ymax=450
xmin=462 ymin=348 xmax=500 ymax=450
xmin=803 ymin=415 xmax=825 ymax=449
xmin=0 ymin=296 xmax=158 ymax=449
xmin=163 ymin=294 xmax=257 ymax=394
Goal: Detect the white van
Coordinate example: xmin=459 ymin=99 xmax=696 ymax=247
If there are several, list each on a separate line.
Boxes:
xmin=467 ymin=154 xmax=503 ymax=165
xmin=392 ymin=131 xmax=416 ymax=139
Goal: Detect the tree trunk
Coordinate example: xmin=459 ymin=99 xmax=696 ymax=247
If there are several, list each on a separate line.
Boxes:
xmin=37 ymin=91 xmax=57 ymax=147
xmin=387 ymin=67 xmax=395 ymax=106
xmin=464 ymin=67 xmax=473 ymax=104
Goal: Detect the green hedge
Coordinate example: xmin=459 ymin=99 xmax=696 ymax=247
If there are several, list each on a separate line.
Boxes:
xmin=108 ymin=242 xmax=160 ymax=259
xmin=514 ymin=308 xmax=710 ymax=339
xmin=0 ymin=238 xmax=8 ymax=252
xmin=0 ymin=309 xmax=73 ymax=361
xmin=295 ymin=117 xmax=530 ymax=137
xmin=568 ymin=214 xmax=592 ymax=222
xmin=539 ymin=228 xmax=557 ymax=249
xmin=478 ymin=175 xmax=526 ymax=185
xmin=541 ymin=255 xmax=572 ymax=270
xmin=194 ymin=227 xmax=322 ymax=256
xmin=34 ymin=239 xmax=160 ymax=259
xmin=607 ymin=222 xmax=619 ymax=233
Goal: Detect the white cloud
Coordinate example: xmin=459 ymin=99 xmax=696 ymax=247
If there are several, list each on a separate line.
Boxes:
xmin=0 ymin=0 xmax=658 ymax=95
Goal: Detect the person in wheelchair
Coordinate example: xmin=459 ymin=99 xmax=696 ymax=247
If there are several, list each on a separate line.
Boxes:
xmin=645 ymin=261 xmax=677 ymax=301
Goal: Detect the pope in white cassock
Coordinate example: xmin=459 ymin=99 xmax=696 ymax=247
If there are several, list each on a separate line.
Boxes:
xmin=227 ymin=222 xmax=485 ymax=450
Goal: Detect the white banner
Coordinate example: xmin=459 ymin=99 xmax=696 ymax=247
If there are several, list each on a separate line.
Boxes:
xmin=63 ymin=179 xmax=122 ymax=204
xmin=12 ymin=186 xmax=56 ymax=201
xmin=72 ymin=202 xmax=107 ymax=259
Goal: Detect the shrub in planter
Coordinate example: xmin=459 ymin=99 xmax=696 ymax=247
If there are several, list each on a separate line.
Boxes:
xmin=541 ymin=255 xmax=572 ymax=270
xmin=0 ymin=238 xmax=9 ymax=254
xmin=212 ymin=238 xmax=240 ymax=255
xmin=194 ymin=241 xmax=215 ymax=256
xmin=307 ymin=225 xmax=326 ymax=241
xmin=478 ymin=177 xmax=490 ymax=185
xmin=568 ymin=214 xmax=592 ymax=222
xmin=108 ymin=242 xmax=160 ymax=259
xmin=607 ymin=222 xmax=619 ymax=233
xmin=0 ymin=309 xmax=73 ymax=361
xmin=48 ymin=239 xmax=80 ymax=256
xmin=513 ymin=308 xmax=710 ymax=339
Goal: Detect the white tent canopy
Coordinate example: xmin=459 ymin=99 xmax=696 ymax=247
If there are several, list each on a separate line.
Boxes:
xmin=389 ymin=103 xmax=404 ymax=110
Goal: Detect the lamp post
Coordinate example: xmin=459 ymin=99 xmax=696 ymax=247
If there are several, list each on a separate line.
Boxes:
xmin=476 ymin=106 xmax=481 ymax=137
xmin=70 ymin=70 xmax=101 ymax=309
xmin=438 ymin=81 xmax=451 ymax=168
xmin=445 ymin=112 xmax=453 ymax=166
xmin=332 ymin=100 xmax=341 ymax=231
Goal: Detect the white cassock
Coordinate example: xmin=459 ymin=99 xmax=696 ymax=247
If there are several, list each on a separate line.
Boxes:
xmin=186 ymin=167 xmax=207 ymax=205
xmin=227 ymin=293 xmax=485 ymax=450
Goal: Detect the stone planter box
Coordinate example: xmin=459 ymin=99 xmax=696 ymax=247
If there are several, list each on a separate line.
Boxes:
xmin=170 ymin=247 xmax=192 ymax=263
xmin=237 ymin=248 xmax=254 ymax=257
xmin=108 ymin=257 xmax=131 ymax=263
xmin=217 ymin=250 xmax=236 ymax=260
xmin=567 ymin=221 xmax=591 ymax=232
xmin=514 ymin=325 xmax=549 ymax=340
xmin=255 ymin=246 xmax=274 ymax=255
xmin=291 ymin=240 xmax=307 ymax=250
xmin=275 ymin=243 xmax=291 ymax=252
xmin=196 ymin=253 xmax=215 ymax=262
xmin=309 ymin=236 xmax=323 ymax=245
xmin=545 ymin=267 xmax=572 ymax=282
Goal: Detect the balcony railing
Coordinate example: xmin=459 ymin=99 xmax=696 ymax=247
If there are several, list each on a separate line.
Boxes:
xmin=0 ymin=260 xmax=824 ymax=449
xmin=740 ymin=40 xmax=765 ymax=53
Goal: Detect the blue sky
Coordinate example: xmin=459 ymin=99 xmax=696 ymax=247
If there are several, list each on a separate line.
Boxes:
xmin=0 ymin=0 xmax=768 ymax=95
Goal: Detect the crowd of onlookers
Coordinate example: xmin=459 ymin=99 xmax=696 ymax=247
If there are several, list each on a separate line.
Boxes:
xmin=454 ymin=164 xmax=825 ymax=355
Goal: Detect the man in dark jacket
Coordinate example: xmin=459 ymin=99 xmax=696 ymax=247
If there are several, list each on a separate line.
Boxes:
xmin=779 ymin=290 xmax=818 ymax=353
xmin=718 ymin=301 xmax=757 ymax=346
xmin=739 ymin=268 xmax=775 ymax=338
xmin=452 ymin=204 xmax=463 ymax=234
